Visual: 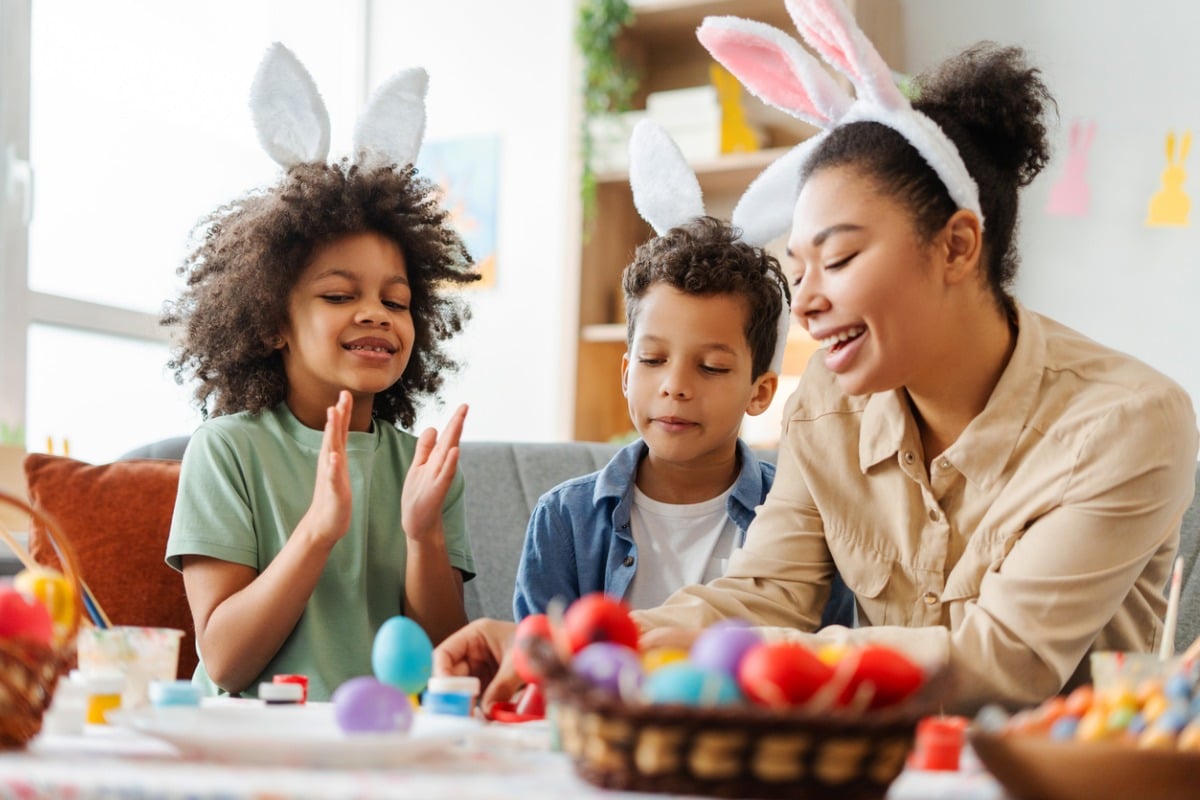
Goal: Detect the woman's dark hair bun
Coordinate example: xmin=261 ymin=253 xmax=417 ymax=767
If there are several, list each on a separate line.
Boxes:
xmin=914 ymin=43 xmax=1055 ymax=188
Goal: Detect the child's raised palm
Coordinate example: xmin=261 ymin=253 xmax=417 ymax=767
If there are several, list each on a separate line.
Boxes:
xmin=304 ymin=391 xmax=354 ymax=545
xmin=401 ymin=404 xmax=468 ymax=542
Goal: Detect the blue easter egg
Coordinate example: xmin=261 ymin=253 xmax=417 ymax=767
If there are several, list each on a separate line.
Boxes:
xmin=332 ymin=676 xmax=413 ymax=734
xmin=1048 ymin=715 xmax=1080 ymax=741
xmin=372 ymin=616 xmax=433 ymax=694
xmin=643 ymin=662 xmax=743 ymax=707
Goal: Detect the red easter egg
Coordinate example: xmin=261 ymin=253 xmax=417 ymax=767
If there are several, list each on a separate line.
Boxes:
xmin=836 ymin=645 xmax=925 ymax=709
xmin=562 ymin=593 xmax=639 ymax=653
xmin=738 ymin=641 xmax=833 ymax=707
xmin=0 ymin=584 xmax=54 ymax=646
xmin=512 ymin=613 xmax=553 ymax=685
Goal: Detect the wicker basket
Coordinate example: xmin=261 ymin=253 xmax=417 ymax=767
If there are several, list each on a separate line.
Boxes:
xmin=0 ymin=489 xmax=84 ymax=749
xmin=531 ymin=640 xmax=950 ymax=800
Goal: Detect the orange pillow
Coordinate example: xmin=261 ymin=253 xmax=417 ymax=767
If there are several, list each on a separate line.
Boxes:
xmin=22 ymin=454 xmax=197 ymax=679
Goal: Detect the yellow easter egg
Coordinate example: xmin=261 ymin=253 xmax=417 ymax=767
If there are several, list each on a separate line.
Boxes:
xmin=14 ymin=567 xmax=76 ymax=631
xmin=816 ymin=643 xmax=850 ymax=666
xmin=641 ymin=647 xmax=688 ymax=673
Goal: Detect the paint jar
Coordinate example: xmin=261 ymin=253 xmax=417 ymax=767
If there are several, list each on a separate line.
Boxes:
xmin=42 ymin=671 xmax=89 ymax=735
xmin=259 ymin=681 xmax=304 ymax=705
xmin=83 ymin=671 xmax=125 ymax=725
xmin=149 ymin=679 xmax=202 ymax=708
xmin=76 ymin=626 xmax=184 ymax=710
xmin=273 ymin=673 xmax=309 ymax=704
xmin=423 ymin=676 xmax=480 ymax=717
xmin=909 ymin=715 xmax=968 ymax=771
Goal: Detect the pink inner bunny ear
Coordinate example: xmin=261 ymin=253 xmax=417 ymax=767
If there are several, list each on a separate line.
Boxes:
xmin=698 ymin=18 xmax=849 ymax=127
xmin=786 ymin=0 xmax=905 ymax=110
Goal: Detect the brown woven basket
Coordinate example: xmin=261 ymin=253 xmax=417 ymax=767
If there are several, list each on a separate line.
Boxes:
xmin=531 ymin=640 xmax=951 ymax=800
xmin=0 ymin=489 xmax=85 ymax=749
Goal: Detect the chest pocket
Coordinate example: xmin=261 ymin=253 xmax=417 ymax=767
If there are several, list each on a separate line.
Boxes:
xmin=827 ymin=538 xmax=896 ymax=626
xmin=940 ymin=526 xmax=1023 ymax=605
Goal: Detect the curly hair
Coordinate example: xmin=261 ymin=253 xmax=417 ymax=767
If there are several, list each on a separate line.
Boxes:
xmin=163 ymin=160 xmax=478 ymax=428
xmin=622 ymin=216 xmax=790 ymax=380
xmin=803 ymin=44 xmax=1055 ymax=312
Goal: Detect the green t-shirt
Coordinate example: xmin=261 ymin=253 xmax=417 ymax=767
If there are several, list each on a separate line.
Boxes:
xmin=165 ymin=403 xmax=475 ymax=701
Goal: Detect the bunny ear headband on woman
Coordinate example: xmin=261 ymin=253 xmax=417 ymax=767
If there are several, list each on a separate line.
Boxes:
xmin=248 ymin=42 xmax=427 ymax=170
xmin=628 ymin=118 xmax=792 ymax=375
xmin=696 ymin=0 xmax=984 ymax=232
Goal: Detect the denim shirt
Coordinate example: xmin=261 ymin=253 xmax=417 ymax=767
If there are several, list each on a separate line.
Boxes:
xmin=513 ymin=438 xmax=854 ymax=627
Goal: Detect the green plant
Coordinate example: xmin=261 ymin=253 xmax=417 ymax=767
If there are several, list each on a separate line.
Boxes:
xmin=0 ymin=421 xmax=24 ymax=447
xmin=575 ymin=0 xmax=637 ymax=227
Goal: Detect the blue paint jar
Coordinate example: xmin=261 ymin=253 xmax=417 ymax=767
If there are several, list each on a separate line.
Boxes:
xmin=422 ymin=676 xmax=480 ymax=717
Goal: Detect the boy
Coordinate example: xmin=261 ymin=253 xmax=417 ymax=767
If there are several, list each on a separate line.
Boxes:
xmin=514 ymin=216 xmax=852 ymax=626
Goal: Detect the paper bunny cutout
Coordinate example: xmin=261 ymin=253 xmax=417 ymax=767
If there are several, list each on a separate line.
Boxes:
xmin=1046 ymin=119 xmax=1096 ymax=217
xmin=249 ymin=42 xmax=427 ymax=170
xmin=695 ymin=0 xmax=983 ymax=233
xmin=1146 ymin=130 xmax=1192 ymax=227
xmin=628 ymin=118 xmax=791 ymax=375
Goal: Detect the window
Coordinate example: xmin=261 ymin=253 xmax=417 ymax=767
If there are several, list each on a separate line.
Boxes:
xmin=1 ymin=0 xmax=365 ymax=463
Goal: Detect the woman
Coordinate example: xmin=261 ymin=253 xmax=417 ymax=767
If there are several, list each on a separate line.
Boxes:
xmin=436 ymin=25 xmax=1196 ymax=714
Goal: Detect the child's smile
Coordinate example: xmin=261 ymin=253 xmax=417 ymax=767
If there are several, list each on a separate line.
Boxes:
xmin=279 ymin=231 xmax=414 ymax=431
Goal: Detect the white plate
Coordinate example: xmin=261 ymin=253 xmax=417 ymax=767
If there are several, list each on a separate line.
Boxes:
xmin=108 ymin=702 xmax=480 ymax=768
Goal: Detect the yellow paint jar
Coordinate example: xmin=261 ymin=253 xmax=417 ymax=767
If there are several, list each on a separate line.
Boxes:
xmin=84 ymin=672 xmax=125 ymax=725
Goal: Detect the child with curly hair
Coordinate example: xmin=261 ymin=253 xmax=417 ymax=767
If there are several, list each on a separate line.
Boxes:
xmin=164 ymin=45 xmax=479 ymax=701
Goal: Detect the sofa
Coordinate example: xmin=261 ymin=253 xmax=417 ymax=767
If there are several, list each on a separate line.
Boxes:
xmin=21 ymin=438 xmax=1200 ymax=681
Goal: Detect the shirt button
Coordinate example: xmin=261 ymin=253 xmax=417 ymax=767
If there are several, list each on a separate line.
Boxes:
xmin=938 ymin=458 xmax=950 ymax=470
xmin=928 ymin=508 xmax=941 ymax=522
xmin=903 ymin=451 xmax=916 ymax=465
xmin=623 ymin=555 xmax=634 ymax=567
xmin=923 ymin=592 xmax=939 ymax=605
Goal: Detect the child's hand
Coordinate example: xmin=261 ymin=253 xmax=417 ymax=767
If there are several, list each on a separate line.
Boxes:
xmin=401 ymin=404 xmax=468 ymax=543
xmin=301 ymin=390 xmax=354 ymax=546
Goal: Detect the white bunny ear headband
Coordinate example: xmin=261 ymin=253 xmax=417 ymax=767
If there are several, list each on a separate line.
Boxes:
xmin=628 ymin=118 xmax=792 ymax=375
xmin=249 ymin=42 xmax=427 ymax=170
xmin=696 ymin=0 xmax=984 ymax=231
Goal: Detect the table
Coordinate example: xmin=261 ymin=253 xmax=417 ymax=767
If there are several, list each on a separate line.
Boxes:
xmin=0 ymin=712 xmax=1012 ymax=800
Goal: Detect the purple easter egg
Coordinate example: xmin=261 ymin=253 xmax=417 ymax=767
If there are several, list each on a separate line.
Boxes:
xmin=690 ymin=619 xmax=761 ymax=676
xmin=572 ymin=642 xmax=643 ymax=696
xmin=332 ymin=676 xmax=413 ymax=734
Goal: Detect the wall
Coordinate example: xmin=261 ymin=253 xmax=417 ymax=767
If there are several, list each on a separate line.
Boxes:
xmin=365 ymin=1 xmax=579 ymax=441
xmin=896 ymin=0 xmax=1200 ymax=413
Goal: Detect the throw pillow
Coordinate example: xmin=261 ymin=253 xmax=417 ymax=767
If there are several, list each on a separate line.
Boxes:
xmin=22 ymin=454 xmax=197 ymax=679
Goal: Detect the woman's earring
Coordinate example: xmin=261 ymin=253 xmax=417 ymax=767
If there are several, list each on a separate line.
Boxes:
xmin=271 ymin=336 xmax=285 ymax=349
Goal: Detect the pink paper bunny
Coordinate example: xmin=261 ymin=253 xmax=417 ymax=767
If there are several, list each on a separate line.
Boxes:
xmin=1046 ymin=119 xmax=1096 ymax=217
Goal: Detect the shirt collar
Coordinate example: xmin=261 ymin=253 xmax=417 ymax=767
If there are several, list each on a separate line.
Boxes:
xmin=593 ymin=438 xmax=766 ymax=509
xmin=857 ymin=301 xmax=1045 ymax=489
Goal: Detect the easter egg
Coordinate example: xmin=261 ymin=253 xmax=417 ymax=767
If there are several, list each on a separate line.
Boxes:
xmin=371 ymin=616 xmax=433 ymax=694
xmin=562 ymin=593 xmax=639 ymax=653
xmin=643 ymin=662 xmax=743 ymax=707
xmin=641 ymin=647 xmax=689 ymax=673
xmin=512 ymin=613 xmax=553 ymax=685
xmin=737 ymin=641 xmax=833 ymax=707
xmin=572 ymin=641 xmax=644 ymax=696
xmin=332 ymin=676 xmax=413 ymax=734
xmin=14 ymin=567 xmax=75 ymax=632
xmin=689 ymin=619 xmax=760 ymax=677
xmin=0 ymin=583 xmax=54 ymax=646
xmin=834 ymin=645 xmax=924 ymax=709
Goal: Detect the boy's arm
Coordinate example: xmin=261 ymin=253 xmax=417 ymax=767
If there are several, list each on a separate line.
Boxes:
xmin=184 ymin=392 xmax=354 ymax=694
xmin=401 ymin=404 xmax=470 ymax=645
xmin=513 ymin=496 xmax=581 ymax=620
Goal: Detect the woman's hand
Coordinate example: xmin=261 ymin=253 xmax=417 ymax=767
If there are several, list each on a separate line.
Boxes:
xmin=402 ymin=404 xmax=468 ymax=543
xmin=298 ymin=390 xmax=353 ymax=546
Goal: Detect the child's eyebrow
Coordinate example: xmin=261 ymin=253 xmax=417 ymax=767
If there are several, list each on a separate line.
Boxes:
xmin=639 ymin=334 xmax=739 ymax=355
xmin=312 ymin=268 xmax=409 ymax=286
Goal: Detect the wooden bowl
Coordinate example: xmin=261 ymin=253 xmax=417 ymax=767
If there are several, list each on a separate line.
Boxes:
xmin=969 ymin=730 xmax=1200 ymax=800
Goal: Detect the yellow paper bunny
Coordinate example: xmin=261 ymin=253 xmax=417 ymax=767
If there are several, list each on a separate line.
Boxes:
xmin=711 ymin=63 xmax=761 ymax=154
xmin=1146 ymin=130 xmax=1192 ymax=227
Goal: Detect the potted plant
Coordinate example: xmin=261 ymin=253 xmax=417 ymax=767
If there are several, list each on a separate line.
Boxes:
xmin=575 ymin=0 xmax=638 ymax=226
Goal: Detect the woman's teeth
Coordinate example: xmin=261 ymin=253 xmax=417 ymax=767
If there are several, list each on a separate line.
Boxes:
xmin=817 ymin=326 xmax=865 ymax=349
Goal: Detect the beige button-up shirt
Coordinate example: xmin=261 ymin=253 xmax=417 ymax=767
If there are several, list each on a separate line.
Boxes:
xmin=633 ymin=303 xmax=1198 ymax=713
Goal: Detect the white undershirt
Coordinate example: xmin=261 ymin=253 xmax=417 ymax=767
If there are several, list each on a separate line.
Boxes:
xmin=624 ymin=485 xmax=740 ymax=610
